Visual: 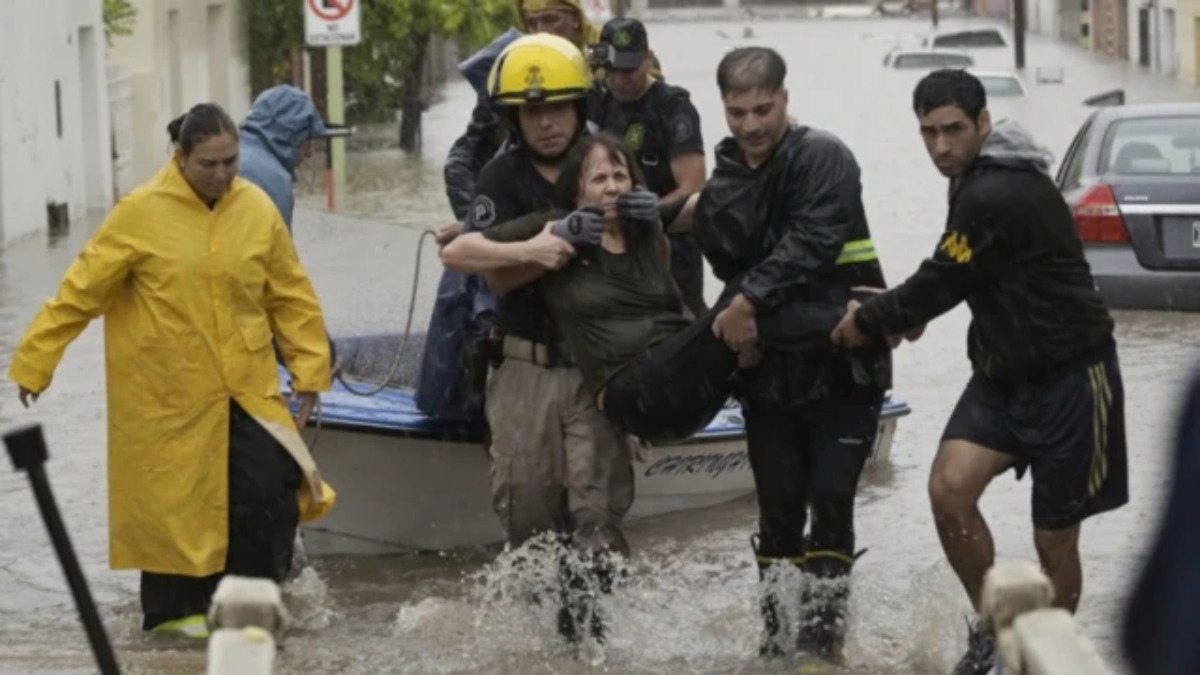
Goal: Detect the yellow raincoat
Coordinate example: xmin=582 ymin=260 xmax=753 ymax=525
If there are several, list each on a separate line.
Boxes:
xmin=514 ymin=0 xmax=602 ymax=48
xmin=9 ymin=158 xmax=335 ymax=577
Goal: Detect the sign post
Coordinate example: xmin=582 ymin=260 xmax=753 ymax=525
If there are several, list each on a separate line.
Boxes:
xmin=305 ymin=0 xmax=361 ymax=212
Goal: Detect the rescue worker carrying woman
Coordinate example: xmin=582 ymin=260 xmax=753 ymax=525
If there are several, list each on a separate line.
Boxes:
xmin=691 ymin=47 xmax=894 ymax=662
xmin=8 ymin=103 xmax=337 ymax=638
xmin=438 ymin=34 xmax=636 ymax=645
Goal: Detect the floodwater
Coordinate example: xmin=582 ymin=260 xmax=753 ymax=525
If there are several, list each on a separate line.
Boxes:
xmin=3 ymin=14 xmax=1200 ymax=675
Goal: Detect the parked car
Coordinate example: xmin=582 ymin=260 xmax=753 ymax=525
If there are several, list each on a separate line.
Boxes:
xmin=924 ymin=26 xmax=1008 ymax=48
xmin=1055 ymin=102 xmax=1200 ymax=310
xmin=883 ymin=47 xmax=975 ymax=69
xmin=969 ymin=69 xmax=1027 ymax=97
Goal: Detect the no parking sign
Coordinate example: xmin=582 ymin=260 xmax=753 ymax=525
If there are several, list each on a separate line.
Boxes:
xmin=305 ymin=0 xmax=362 ymax=47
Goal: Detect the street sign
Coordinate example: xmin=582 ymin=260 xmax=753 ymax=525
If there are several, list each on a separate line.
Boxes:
xmin=305 ymin=0 xmax=361 ymax=47
xmin=581 ymin=0 xmax=613 ymax=23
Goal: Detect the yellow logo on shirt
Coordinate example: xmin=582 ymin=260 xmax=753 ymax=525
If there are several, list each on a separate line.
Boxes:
xmin=940 ymin=232 xmax=973 ymax=264
xmin=625 ymin=123 xmax=645 ymax=152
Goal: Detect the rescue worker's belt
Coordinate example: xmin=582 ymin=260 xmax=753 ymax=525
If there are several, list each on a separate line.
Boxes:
xmin=835 ymin=239 xmax=877 ymax=266
xmin=502 ymin=336 xmax=571 ymax=368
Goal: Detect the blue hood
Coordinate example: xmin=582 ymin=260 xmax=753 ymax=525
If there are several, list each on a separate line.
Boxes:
xmin=241 ymin=85 xmax=328 ymax=175
xmin=458 ymin=28 xmax=524 ymax=102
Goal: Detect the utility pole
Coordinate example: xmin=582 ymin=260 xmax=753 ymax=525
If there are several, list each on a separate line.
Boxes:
xmin=326 ymin=45 xmax=346 ymax=211
xmin=1014 ymin=0 xmax=1027 ymax=69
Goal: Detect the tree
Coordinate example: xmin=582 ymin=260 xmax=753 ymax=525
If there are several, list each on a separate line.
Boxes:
xmin=243 ymin=0 xmax=515 ymax=151
xmin=346 ymin=0 xmax=516 ymax=152
xmin=244 ymin=0 xmax=305 ymax=97
xmin=103 ymin=0 xmax=137 ymax=46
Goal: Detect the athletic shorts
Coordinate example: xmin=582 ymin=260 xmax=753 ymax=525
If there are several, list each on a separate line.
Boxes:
xmin=941 ymin=348 xmax=1129 ymax=529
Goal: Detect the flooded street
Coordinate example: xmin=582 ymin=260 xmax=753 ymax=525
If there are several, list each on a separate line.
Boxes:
xmin=3 ymin=14 xmax=1200 ymax=674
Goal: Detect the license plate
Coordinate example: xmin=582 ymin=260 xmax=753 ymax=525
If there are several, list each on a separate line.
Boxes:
xmin=1162 ymin=218 xmax=1200 ymax=260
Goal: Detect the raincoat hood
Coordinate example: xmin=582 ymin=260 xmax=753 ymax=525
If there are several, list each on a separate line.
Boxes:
xmin=512 ymin=0 xmax=600 ymax=49
xmin=241 ymin=85 xmax=328 ymax=174
xmin=978 ymin=118 xmax=1055 ymax=174
xmin=459 ymin=28 xmax=524 ymax=101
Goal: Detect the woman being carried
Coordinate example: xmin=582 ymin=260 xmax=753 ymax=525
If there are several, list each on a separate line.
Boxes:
xmin=462 ymin=133 xmax=867 ymax=444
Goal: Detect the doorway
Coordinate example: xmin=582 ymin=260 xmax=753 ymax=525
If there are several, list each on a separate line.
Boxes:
xmin=77 ymin=26 xmax=106 ymax=208
xmin=1137 ymin=7 xmax=1150 ymax=66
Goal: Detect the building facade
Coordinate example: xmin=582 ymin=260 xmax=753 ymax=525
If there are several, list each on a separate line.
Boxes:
xmin=1180 ymin=0 xmax=1199 ymax=82
xmin=107 ymin=0 xmax=251 ymax=188
xmin=0 ymin=0 xmax=113 ymax=245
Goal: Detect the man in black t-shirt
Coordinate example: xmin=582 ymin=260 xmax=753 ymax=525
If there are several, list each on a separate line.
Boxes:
xmin=588 ymin=18 xmax=708 ymax=316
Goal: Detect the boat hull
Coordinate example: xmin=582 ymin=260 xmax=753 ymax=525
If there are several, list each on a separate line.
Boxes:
xmin=297 ymin=395 xmax=910 ymax=556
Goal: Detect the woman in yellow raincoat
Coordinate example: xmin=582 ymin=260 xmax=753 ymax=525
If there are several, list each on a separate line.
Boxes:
xmin=8 ymin=103 xmax=336 ymax=638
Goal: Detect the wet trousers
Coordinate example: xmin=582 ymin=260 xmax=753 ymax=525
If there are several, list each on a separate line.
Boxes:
xmin=746 ymin=393 xmax=883 ymax=560
xmin=601 ymin=307 xmax=738 ymax=445
xmin=140 ymin=401 xmax=302 ymax=630
xmin=485 ymin=359 xmax=635 ymax=554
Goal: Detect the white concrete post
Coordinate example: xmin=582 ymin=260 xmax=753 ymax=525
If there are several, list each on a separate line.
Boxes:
xmin=205 ymin=576 xmax=290 ymax=675
xmin=982 ymin=560 xmax=1115 ymax=675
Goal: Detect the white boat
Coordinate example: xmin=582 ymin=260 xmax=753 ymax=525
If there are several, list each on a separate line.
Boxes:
xmin=293 ymin=335 xmax=913 ymax=556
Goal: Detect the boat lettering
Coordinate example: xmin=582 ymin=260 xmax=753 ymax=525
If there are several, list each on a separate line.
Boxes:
xmin=644 ymin=451 xmax=750 ymax=479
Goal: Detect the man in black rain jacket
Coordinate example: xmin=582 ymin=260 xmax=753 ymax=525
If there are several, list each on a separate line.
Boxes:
xmin=832 ymin=69 xmax=1127 ymax=675
xmin=692 ymin=46 xmax=892 ymax=662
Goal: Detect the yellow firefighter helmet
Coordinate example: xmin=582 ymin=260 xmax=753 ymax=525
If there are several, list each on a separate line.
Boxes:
xmin=487 ymin=33 xmax=592 ymax=107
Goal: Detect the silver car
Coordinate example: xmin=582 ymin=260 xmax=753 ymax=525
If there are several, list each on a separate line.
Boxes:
xmin=1056 ymin=102 xmax=1200 ymax=310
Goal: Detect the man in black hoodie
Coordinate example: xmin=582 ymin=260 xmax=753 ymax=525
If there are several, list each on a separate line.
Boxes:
xmin=832 ymin=69 xmax=1128 ymax=675
xmin=692 ymin=47 xmax=892 ymax=662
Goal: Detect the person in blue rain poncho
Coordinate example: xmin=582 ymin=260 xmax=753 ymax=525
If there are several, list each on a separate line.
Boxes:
xmin=239 ymin=85 xmax=330 ymax=231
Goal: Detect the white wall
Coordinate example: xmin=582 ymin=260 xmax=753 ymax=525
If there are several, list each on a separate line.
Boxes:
xmin=1160 ymin=0 xmax=1180 ymax=73
xmin=107 ymin=0 xmax=250 ymax=187
xmin=1031 ymin=0 xmax=1062 ymax=38
xmin=0 ymin=0 xmax=112 ymax=246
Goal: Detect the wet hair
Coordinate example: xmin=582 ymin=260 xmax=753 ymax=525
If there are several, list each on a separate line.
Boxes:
xmin=166 ymin=103 xmax=238 ymax=155
xmin=912 ymin=69 xmax=987 ymax=121
xmin=554 ymin=133 xmax=646 ymax=210
xmin=716 ymin=47 xmax=787 ymax=96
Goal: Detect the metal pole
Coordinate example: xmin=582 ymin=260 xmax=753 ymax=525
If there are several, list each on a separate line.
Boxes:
xmin=326 ymin=45 xmax=346 ymax=212
xmin=1014 ymin=0 xmax=1028 ymax=69
xmin=4 ymin=425 xmax=121 ymax=675
xmin=932 ymin=0 xmax=940 ymax=29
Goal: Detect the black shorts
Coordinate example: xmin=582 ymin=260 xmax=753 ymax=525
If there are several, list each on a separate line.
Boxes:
xmin=942 ymin=348 xmax=1129 ymax=530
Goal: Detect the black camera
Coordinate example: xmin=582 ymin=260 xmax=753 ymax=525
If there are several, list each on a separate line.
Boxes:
xmin=586 ymin=43 xmax=615 ymax=69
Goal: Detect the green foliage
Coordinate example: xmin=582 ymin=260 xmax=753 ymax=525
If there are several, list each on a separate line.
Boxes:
xmin=244 ymin=0 xmax=517 ymax=123
xmin=245 ymin=0 xmax=305 ymax=97
xmin=103 ymin=0 xmax=137 ymax=46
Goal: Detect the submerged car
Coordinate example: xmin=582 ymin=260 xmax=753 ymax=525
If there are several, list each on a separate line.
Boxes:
xmin=970 ymin=70 xmax=1027 ymax=97
xmin=883 ymin=48 xmax=975 ymax=69
xmin=1055 ymin=102 xmax=1200 ymax=310
xmin=924 ymin=26 xmax=1008 ymax=48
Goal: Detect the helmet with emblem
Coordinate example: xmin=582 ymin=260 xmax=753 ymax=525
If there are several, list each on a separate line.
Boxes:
xmin=486 ymin=33 xmax=592 ymax=107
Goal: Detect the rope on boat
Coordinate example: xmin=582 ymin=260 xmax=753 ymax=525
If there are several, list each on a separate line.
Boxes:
xmin=308 ymin=227 xmax=439 ymax=450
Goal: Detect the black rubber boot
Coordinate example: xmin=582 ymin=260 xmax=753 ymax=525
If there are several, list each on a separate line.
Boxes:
xmin=796 ymin=549 xmax=857 ymax=662
xmin=752 ymin=535 xmax=807 ymax=658
xmin=557 ymin=525 xmax=625 ymax=646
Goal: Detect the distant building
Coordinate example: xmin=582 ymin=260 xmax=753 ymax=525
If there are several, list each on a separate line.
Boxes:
xmin=1180 ymin=0 xmax=1199 ymax=82
xmin=0 ymin=0 xmax=112 ymax=246
xmin=107 ymin=0 xmax=251 ymax=189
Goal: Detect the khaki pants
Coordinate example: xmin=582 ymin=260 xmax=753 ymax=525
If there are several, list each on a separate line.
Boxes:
xmin=485 ymin=358 xmax=635 ymax=554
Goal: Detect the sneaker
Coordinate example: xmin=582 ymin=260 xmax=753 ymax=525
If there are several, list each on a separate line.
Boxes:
xmin=952 ymin=619 xmax=995 ymax=675
xmin=150 ymin=613 xmax=210 ymax=639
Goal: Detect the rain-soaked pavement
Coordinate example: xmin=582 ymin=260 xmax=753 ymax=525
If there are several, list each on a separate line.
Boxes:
xmin=3 ymin=14 xmax=1200 ymax=675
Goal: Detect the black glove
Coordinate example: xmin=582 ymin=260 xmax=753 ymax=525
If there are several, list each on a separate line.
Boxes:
xmin=617 ymin=187 xmax=662 ymax=234
xmin=551 ymin=206 xmax=605 ymax=246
